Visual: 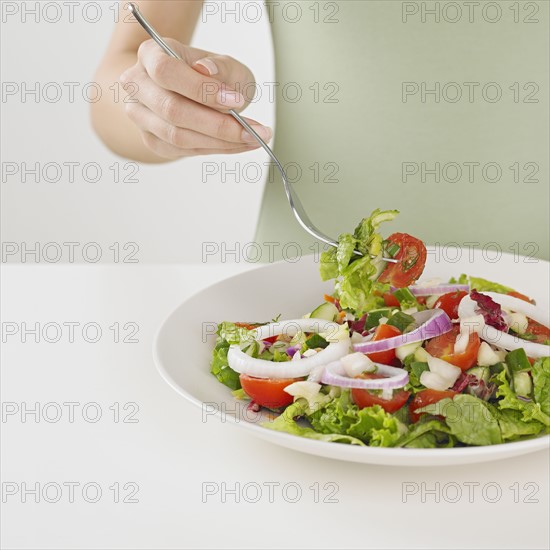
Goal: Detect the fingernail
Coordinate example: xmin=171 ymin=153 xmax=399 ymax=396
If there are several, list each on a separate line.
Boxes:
xmin=242 ymin=125 xmax=273 ymax=143
xmin=194 ymin=58 xmax=218 ymax=76
xmin=218 ymin=89 xmax=245 ymax=108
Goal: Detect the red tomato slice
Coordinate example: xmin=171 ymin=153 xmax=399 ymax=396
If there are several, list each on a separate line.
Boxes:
xmin=351 ymin=374 xmax=411 ymax=413
xmin=383 ymin=292 xmax=400 ymax=307
xmin=433 ymin=291 xmax=468 ymax=320
xmin=378 ymin=233 xmax=427 ymax=288
xmin=526 ymin=319 xmax=550 ymax=344
xmin=366 ymin=324 xmax=402 ymax=365
xmin=239 ymin=375 xmax=303 ymax=409
xmin=409 ymin=389 xmax=458 ymax=423
xmin=425 ymin=326 xmax=480 ymax=371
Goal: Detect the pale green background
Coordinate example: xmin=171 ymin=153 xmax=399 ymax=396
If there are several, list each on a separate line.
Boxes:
xmin=256 ymin=0 xmax=549 ymax=260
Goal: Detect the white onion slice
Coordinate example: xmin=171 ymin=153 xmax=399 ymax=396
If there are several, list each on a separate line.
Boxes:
xmin=228 ymin=319 xmax=350 ymax=379
xmin=391 ymin=283 xmax=469 ymax=296
xmin=420 ymin=371 xmax=452 ymax=391
xmin=457 ymin=295 xmax=478 ymax=319
xmin=252 ymin=318 xmax=342 ymax=342
xmin=352 ymin=309 xmax=452 ymax=353
xmin=481 ymin=325 xmax=549 ymax=358
xmin=284 ymin=381 xmax=321 ymax=399
xmin=427 ymin=355 xmax=461 ymax=385
xmin=320 ymin=359 xmax=409 ymax=390
xmin=459 ymin=314 xmax=486 ymax=336
xmin=477 ymin=342 xmax=502 ymax=367
xmin=340 ymin=352 xmax=376 ymax=377
xmin=454 ymin=331 xmax=470 ymax=355
xmin=483 ymin=292 xmax=549 ymax=328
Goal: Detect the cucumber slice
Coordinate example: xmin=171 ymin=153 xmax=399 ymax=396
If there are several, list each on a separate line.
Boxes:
xmin=310 ymin=302 xmax=339 ymax=322
xmin=387 ymin=311 xmax=415 ymax=333
xmin=505 ymin=348 xmax=531 ymax=373
xmin=513 ymin=372 xmax=533 ymax=398
xmin=365 ymin=308 xmax=394 ymax=330
xmin=466 ymin=366 xmax=491 ymax=384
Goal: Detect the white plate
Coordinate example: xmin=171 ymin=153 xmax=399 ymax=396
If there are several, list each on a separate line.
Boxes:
xmin=153 ymin=248 xmax=550 ymax=466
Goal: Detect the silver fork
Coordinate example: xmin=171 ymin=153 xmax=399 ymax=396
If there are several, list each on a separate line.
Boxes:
xmin=127 ymin=3 xmax=396 ymax=262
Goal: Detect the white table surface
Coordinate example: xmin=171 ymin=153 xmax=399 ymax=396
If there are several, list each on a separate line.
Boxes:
xmin=1 ymin=264 xmax=549 ymax=550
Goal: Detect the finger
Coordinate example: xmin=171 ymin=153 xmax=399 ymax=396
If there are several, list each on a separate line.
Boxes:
xmin=121 ymin=65 xmax=272 ymax=144
xmin=140 ymin=131 xmax=262 ymax=160
xmin=138 ymin=39 xmax=247 ymax=112
xmin=125 ymin=101 xmax=263 ymax=151
xmin=191 ymin=54 xmax=256 ymax=104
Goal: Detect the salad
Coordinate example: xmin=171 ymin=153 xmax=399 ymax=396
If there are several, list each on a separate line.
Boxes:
xmin=210 ymin=210 xmax=550 ymax=448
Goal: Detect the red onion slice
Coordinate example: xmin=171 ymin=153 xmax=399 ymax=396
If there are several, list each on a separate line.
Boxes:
xmin=352 ymin=309 xmax=453 ymax=353
xmin=321 ymin=360 xmax=409 ymax=390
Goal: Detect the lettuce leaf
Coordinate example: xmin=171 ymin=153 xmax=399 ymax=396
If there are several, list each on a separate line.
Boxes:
xmin=531 ymin=357 xmax=550 ymax=417
xmin=210 ymin=339 xmax=241 ymax=390
xmin=307 ymin=390 xmax=406 ymax=447
xmin=395 ymin=418 xmax=454 ymax=448
xmin=261 ymin=399 xmax=365 ymax=445
xmin=403 ymin=360 xmax=429 ymax=394
xmin=494 ymin=369 xmax=550 ymax=427
xmin=417 ymin=394 xmax=502 ymax=446
xmin=216 ymin=321 xmax=253 ymax=345
xmin=210 ymin=321 xmax=258 ymax=390
xmin=493 ymin=408 xmax=547 ymax=441
xmin=449 ymin=274 xmax=514 ymax=294
xmin=319 ymin=209 xmax=398 ymax=315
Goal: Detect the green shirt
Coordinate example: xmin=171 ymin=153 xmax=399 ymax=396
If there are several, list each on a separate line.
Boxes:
xmin=255 ymin=0 xmax=549 ymax=261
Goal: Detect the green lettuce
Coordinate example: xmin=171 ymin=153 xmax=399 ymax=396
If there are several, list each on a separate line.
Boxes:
xmin=210 ymin=322 xmax=257 ymax=391
xmin=494 ymin=368 xmax=550 ymax=427
xmin=532 ymin=357 xmax=550 ymax=417
xmin=262 ymin=400 xmax=365 ymax=445
xmin=395 ymin=418 xmax=454 ymax=448
xmin=493 ymin=408 xmax=546 ymax=441
xmin=217 ymin=321 xmax=253 ymax=345
xmin=210 ymin=339 xmax=241 ymax=390
xmin=449 ymin=274 xmax=514 ymax=294
xmin=418 ymin=394 xmax=502 ymax=446
xmin=319 ymin=209 xmax=398 ymax=315
xmin=307 ymin=390 xmax=406 ymax=447
xmin=403 ymin=360 xmax=429 ymax=394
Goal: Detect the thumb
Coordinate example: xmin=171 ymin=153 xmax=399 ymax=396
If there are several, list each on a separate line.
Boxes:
xmin=191 ymin=55 xmax=256 ymax=111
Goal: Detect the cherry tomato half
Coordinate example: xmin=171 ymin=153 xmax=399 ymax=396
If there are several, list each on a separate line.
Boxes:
xmin=433 ymin=291 xmax=468 ymax=320
xmin=352 ymin=374 xmax=411 ymax=413
xmin=239 ymin=375 xmax=303 ymax=409
xmin=366 ymin=324 xmax=402 ymax=365
xmin=383 ymin=293 xmax=400 ymax=308
xmin=425 ymin=326 xmax=480 ymax=371
xmin=379 ymin=233 xmax=427 ymax=288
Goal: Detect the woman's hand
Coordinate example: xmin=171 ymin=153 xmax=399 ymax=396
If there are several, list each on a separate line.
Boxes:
xmin=119 ymin=38 xmax=272 ymax=159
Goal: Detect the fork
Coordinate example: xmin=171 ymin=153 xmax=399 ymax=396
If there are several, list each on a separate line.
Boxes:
xmin=127 ymin=3 xmax=396 ymax=262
